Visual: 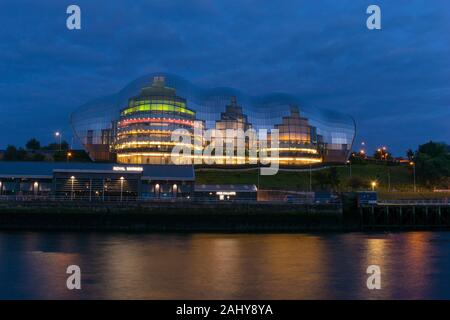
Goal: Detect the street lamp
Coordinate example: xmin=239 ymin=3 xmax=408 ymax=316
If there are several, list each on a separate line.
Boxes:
xmin=155 ymin=183 xmax=160 ymax=198
xmin=67 ymin=151 xmax=72 ymax=162
xmin=55 ymin=131 xmax=62 ymax=151
xmin=371 ymin=181 xmax=377 ymax=191
xmin=33 ymin=181 xmax=39 ymax=197
xmin=70 ymin=176 xmax=75 ymax=200
xmin=410 ymin=161 xmax=416 ymax=192
xmin=173 ymin=183 xmax=178 ymax=198
xmin=346 ymin=160 xmax=352 ymax=177
xmin=0 ymin=181 xmax=2 ymax=196
xmin=309 ymin=164 xmax=312 ymax=192
xmin=120 ymin=177 xmax=124 ymax=202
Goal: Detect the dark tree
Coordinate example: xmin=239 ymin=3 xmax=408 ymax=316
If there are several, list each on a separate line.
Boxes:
xmin=414 ymin=141 xmax=450 ymax=187
xmin=4 ymin=146 xmax=27 ymax=161
xmin=26 ymin=138 xmax=41 ymax=150
xmin=418 ymin=141 xmax=447 ymax=158
xmin=3 ymin=145 xmax=18 ymax=160
xmin=406 ymin=149 xmax=414 ymax=161
xmin=328 ymin=167 xmax=340 ymax=191
xmin=347 ymin=176 xmax=367 ymax=190
xmin=53 ymin=150 xmax=92 ymax=162
xmin=313 ymin=167 xmax=341 ymax=191
xmin=43 ymin=140 xmax=69 ymax=151
xmin=313 ymin=170 xmax=330 ymax=190
xmin=30 ymin=153 xmax=45 ymax=161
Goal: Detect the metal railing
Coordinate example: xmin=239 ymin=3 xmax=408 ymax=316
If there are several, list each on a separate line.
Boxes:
xmin=0 ymin=194 xmax=341 ymax=206
xmin=378 ymin=199 xmax=450 ymax=206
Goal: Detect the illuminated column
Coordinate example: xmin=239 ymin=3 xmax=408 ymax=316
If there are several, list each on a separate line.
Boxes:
xmin=70 ymin=176 xmax=75 ymax=200
xmin=173 ymin=184 xmax=177 ymax=198
xmin=120 ymin=177 xmax=124 ymax=202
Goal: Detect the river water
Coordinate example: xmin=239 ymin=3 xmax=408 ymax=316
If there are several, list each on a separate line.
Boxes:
xmin=0 ymin=231 xmax=449 ymax=299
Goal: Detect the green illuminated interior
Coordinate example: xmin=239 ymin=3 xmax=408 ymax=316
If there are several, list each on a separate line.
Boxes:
xmin=122 ymin=100 xmax=195 ymax=116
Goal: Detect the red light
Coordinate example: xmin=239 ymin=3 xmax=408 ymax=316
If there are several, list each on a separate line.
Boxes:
xmin=118 ymin=117 xmax=194 ymax=127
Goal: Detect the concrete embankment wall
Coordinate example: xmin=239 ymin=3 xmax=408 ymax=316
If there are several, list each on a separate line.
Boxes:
xmin=0 ymin=201 xmax=344 ymax=232
xmin=359 ymin=204 xmax=450 ymax=230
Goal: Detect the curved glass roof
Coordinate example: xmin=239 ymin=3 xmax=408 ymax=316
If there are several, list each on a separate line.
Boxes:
xmin=71 ymin=73 xmax=356 ymax=161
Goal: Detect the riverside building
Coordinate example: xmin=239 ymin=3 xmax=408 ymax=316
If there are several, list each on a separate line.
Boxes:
xmin=71 ymin=74 xmax=355 ymax=166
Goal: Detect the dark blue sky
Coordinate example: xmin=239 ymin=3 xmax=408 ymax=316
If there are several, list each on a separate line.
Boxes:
xmin=0 ymin=0 xmax=449 ymax=156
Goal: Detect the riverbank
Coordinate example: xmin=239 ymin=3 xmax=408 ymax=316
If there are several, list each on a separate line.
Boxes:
xmin=3 ymin=199 xmax=448 ymax=232
xmin=0 ymin=202 xmax=345 ymax=232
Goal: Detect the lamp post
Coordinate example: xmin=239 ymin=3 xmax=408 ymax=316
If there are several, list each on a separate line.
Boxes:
xmin=173 ymin=183 xmax=178 ymax=198
xmin=33 ymin=181 xmax=39 ymax=198
xmin=120 ymin=177 xmax=124 ymax=202
xmin=257 ymin=166 xmax=260 ymax=191
xmin=387 ymin=168 xmax=391 ymax=192
xmin=102 ymin=179 xmax=105 ymax=202
xmin=0 ymin=181 xmax=2 ymax=196
xmin=55 ymin=131 xmax=62 ymax=151
xmin=67 ymin=151 xmax=72 ymax=162
xmin=371 ymin=181 xmax=377 ymax=191
xmin=89 ymin=178 xmax=92 ymax=202
xmin=309 ymin=164 xmax=312 ymax=192
xmin=347 ymin=160 xmax=352 ymax=178
xmin=155 ymin=183 xmax=160 ymax=198
xmin=70 ymin=176 xmax=75 ymax=200
xmin=410 ymin=161 xmax=416 ymax=192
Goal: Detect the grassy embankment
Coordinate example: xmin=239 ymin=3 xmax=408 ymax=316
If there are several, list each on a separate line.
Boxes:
xmin=196 ymin=163 xmax=450 ymax=200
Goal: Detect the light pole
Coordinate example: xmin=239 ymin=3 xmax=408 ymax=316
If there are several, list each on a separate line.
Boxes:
xmin=33 ymin=181 xmax=39 ymax=199
xmin=155 ymin=183 xmax=160 ymax=198
xmin=410 ymin=161 xmax=416 ymax=192
xmin=120 ymin=177 xmax=124 ymax=202
xmin=346 ymin=160 xmax=352 ymax=177
xmin=371 ymin=181 xmax=377 ymax=191
xmin=0 ymin=181 xmax=2 ymax=196
xmin=70 ymin=176 xmax=75 ymax=200
xmin=387 ymin=168 xmax=391 ymax=192
xmin=89 ymin=178 xmax=92 ymax=202
xmin=309 ymin=164 xmax=312 ymax=192
xmin=173 ymin=183 xmax=178 ymax=198
xmin=55 ymin=131 xmax=62 ymax=151
xmin=67 ymin=151 xmax=72 ymax=162
xmin=257 ymin=166 xmax=260 ymax=191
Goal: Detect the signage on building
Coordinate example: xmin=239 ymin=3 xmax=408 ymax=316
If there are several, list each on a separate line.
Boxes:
xmin=113 ymin=166 xmax=144 ymax=172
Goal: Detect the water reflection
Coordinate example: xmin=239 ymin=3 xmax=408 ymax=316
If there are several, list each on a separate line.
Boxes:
xmin=0 ymin=231 xmax=449 ymax=299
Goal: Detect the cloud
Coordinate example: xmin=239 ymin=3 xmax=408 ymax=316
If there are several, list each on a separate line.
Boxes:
xmin=0 ymin=0 xmax=448 ymax=154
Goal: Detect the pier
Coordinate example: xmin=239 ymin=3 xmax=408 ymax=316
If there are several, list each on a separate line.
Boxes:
xmin=359 ymin=200 xmax=450 ymax=229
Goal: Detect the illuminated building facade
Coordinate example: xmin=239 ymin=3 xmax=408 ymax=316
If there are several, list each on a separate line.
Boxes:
xmin=0 ymin=162 xmax=195 ymax=200
xmin=273 ymin=106 xmax=322 ymax=165
xmin=215 ymin=96 xmax=252 ymax=132
xmin=114 ymin=76 xmax=197 ymax=164
xmin=71 ymin=73 xmax=356 ymax=166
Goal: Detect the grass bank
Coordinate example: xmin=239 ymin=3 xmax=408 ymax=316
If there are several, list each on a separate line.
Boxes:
xmin=196 ymin=163 xmax=425 ymax=193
